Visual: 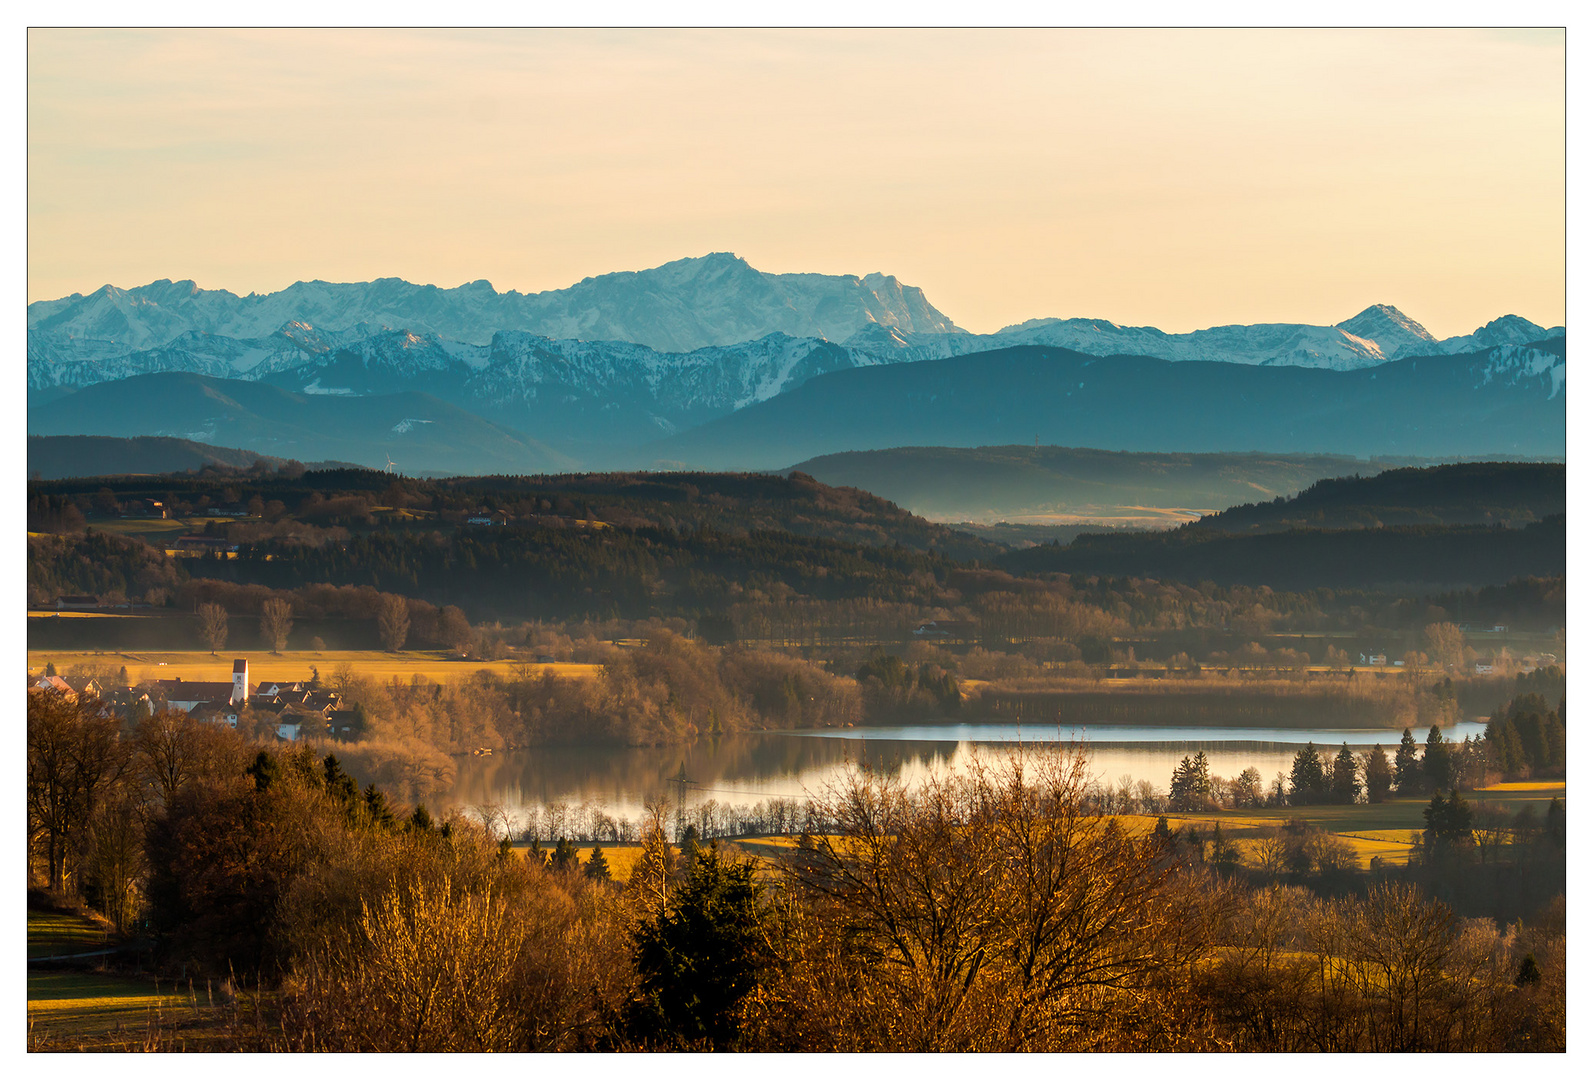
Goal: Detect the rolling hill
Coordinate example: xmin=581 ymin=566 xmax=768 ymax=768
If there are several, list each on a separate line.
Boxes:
xmin=653 ymin=340 xmax=1566 ymax=470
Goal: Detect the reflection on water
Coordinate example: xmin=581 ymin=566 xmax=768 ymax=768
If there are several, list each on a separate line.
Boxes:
xmin=446 ymin=720 xmax=1488 ymax=821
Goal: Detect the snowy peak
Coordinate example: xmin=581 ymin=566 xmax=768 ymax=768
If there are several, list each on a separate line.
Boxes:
xmin=27 ymin=253 xmax=963 ymax=355
xmin=1335 ymin=304 xmax=1437 ymax=350
xmin=1468 ymin=314 xmax=1553 ymax=349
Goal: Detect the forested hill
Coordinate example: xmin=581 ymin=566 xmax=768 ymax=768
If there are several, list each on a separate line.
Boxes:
xmin=28 ymin=466 xmax=1003 ymax=562
xmin=999 ymin=515 xmax=1564 ymax=591
xmin=26 ymin=434 xmax=364 ymax=480
xmin=1197 ymin=461 xmax=1564 ymax=533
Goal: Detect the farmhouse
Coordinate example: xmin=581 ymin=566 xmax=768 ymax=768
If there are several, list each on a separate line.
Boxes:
xmin=55 ymin=594 xmax=101 ymax=610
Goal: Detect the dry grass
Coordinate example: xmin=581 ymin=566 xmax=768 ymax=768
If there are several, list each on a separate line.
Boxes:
xmin=27 ymin=649 xmax=601 ymax=685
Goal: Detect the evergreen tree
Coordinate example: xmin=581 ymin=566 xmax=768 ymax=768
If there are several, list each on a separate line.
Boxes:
xmin=1288 ymin=743 xmax=1327 ymax=805
xmin=1152 ymin=816 xmax=1172 ymax=846
xmin=526 ymin=836 xmax=547 ymax=869
xmin=1485 ymin=713 xmax=1526 ymax=776
xmin=407 ymin=803 xmax=433 ymax=832
xmin=550 ymin=837 xmax=580 ymax=873
xmin=1544 ymin=797 xmax=1565 ymax=847
xmin=628 ymin=848 xmax=765 ymax=1050
xmin=585 ymin=846 xmax=612 ymax=881
xmin=1422 ymin=789 xmax=1473 ymax=849
xmin=1394 ymin=728 xmax=1420 ymax=793
xmin=679 ymin=824 xmax=703 ymax=875
xmin=1168 ymin=756 xmax=1196 ymax=811
xmin=363 ymin=783 xmax=396 ymax=829
xmin=1190 ymin=750 xmax=1212 ymax=804
xmin=1423 ymin=725 xmax=1454 ymax=791
xmin=1363 ymin=744 xmax=1393 ymax=803
xmin=1330 ymin=743 xmax=1362 ymax=804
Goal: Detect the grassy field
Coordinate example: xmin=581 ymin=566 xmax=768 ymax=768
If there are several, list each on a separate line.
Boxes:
xmin=26 ymin=906 xmax=235 ymax=1051
xmin=27 ymin=909 xmax=115 ymax=960
xmin=27 ymin=648 xmax=602 ymax=685
xmin=27 ymin=971 xmax=208 ymax=1049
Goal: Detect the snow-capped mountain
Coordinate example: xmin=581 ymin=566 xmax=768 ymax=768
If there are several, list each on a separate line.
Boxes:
xmin=27 ymin=253 xmax=961 ymax=354
xmin=859 ymin=305 xmax=1562 ymax=371
xmin=27 ymin=253 xmax=1564 ymax=470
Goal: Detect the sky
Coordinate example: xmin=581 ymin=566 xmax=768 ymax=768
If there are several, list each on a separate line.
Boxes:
xmin=27 ymin=28 xmax=1566 ymax=338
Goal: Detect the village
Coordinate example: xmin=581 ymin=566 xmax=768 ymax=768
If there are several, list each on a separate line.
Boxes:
xmin=28 ymin=658 xmax=355 ymax=742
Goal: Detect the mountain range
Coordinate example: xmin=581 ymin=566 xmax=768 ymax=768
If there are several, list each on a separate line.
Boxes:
xmin=26 ymin=254 xmax=1565 ymax=473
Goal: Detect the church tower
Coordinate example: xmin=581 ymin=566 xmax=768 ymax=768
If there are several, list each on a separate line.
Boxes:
xmin=232 ymin=658 xmax=248 ymax=705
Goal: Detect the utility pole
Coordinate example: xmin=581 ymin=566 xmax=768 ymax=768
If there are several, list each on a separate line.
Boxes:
xmin=669 ymin=763 xmax=697 ymax=841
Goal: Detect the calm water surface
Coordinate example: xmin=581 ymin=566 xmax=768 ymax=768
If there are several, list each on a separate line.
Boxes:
xmin=446 ymin=720 xmax=1488 ymax=821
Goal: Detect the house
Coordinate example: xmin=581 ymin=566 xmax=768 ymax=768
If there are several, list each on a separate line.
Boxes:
xmin=190 ymin=700 xmax=242 ymax=729
xmin=912 ymin=620 xmax=977 ymax=642
xmin=156 ymin=660 xmax=249 ymax=712
xmin=55 ymin=594 xmax=100 ymax=610
xmin=101 ymin=687 xmax=154 ymax=721
xmin=1367 ymin=653 xmax=1387 ymax=666
xmin=61 ymin=675 xmax=103 ymax=698
xmin=30 ymin=675 xmax=77 ymax=699
xmin=1475 ymin=659 xmax=1496 ymax=675
xmin=327 ymin=708 xmax=363 ymax=740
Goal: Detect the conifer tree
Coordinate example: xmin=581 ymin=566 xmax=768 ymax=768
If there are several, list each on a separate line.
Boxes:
xmin=1394 ymin=728 xmax=1420 ymax=793
xmin=1331 ymin=743 xmax=1363 ymax=804
xmin=1362 ymin=744 xmax=1393 ymax=803
xmin=585 ymin=846 xmax=612 ymax=881
xmin=1288 ymin=743 xmax=1327 ymax=805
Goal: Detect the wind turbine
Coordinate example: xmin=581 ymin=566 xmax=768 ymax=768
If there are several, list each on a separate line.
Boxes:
xmin=385 ymin=454 xmax=397 ymax=475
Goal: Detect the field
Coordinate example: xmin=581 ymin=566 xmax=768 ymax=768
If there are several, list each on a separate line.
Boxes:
xmin=27 ymin=648 xmax=602 ymax=685
xmin=26 ymin=908 xmax=233 ymax=1051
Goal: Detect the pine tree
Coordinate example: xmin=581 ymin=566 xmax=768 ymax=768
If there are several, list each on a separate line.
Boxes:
xmin=1288 ymin=743 xmax=1327 ymax=805
xmin=1168 ymin=756 xmax=1196 ymax=811
xmin=1331 ymin=743 xmax=1362 ymax=804
xmin=1423 ymin=725 xmax=1454 ymax=791
xmin=550 ymin=837 xmax=580 ymax=873
xmin=1394 ymin=728 xmax=1420 ymax=794
xmin=585 ymin=846 xmax=612 ymax=881
xmin=1423 ymin=788 xmax=1473 ymax=848
xmin=1362 ymin=744 xmax=1393 ymax=803
xmin=1191 ymin=750 xmax=1213 ymax=805
xmin=628 ymin=848 xmax=764 ymax=1050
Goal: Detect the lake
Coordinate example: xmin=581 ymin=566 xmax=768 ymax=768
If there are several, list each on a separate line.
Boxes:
xmin=444 ymin=719 xmax=1489 ymax=836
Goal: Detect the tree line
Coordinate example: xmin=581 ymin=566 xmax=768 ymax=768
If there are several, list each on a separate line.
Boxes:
xmin=27 ymin=695 xmax=1564 ymax=1052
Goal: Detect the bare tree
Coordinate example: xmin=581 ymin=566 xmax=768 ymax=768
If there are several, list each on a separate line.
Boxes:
xmin=261 ymin=597 xmax=294 ymax=653
xmin=438 ymin=605 xmax=473 ymax=657
xmin=197 ymin=602 xmax=229 ymax=654
xmin=777 ymin=745 xmax=1208 ymax=1051
xmin=27 ymin=690 xmax=132 ymax=893
xmin=377 ymin=594 xmax=410 ymax=652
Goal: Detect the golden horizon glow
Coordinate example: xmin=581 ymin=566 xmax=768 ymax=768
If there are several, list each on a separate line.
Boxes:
xmin=28 ymin=28 xmax=1565 ymax=338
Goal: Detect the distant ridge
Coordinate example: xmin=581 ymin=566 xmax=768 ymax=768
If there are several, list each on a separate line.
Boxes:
xmin=656 ymin=339 xmax=1567 ymax=469
xmin=26 ymin=435 xmax=361 ymax=481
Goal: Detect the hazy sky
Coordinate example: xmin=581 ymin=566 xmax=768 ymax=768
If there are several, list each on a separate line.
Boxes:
xmin=28 ymin=28 xmax=1565 ymax=337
